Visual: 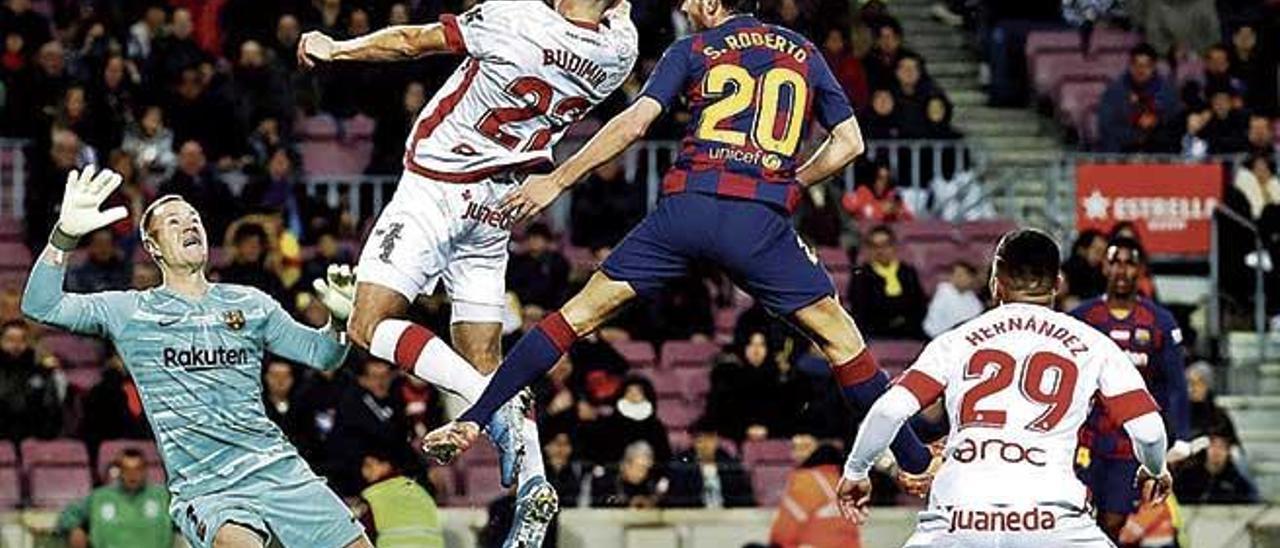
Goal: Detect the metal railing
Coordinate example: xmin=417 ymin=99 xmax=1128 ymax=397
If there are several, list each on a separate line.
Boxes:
xmin=1210 ymin=205 xmax=1270 ymax=365
xmin=302 ymin=139 xmax=987 ymax=223
xmin=0 ymin=139 xmax=28 ymax=220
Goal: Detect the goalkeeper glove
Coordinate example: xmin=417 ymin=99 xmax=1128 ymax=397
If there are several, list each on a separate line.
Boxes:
xmin=52 ymin=166 xmax=128 ymax=250
xmin=312 ymin=264 xmax=356 ymax=326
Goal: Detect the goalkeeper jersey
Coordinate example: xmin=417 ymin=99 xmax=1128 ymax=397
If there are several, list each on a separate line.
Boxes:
xmin=23 ymin=257 xmax=348 ymax=500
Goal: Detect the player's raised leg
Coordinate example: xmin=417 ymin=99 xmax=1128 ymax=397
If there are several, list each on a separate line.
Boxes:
xmin=211 ymin=524 xmax=266 ymax=548
xmin=423 ymin=272 xmax=638 ymax=454
xmin=788 ymin=296 xmax=933 ymax=473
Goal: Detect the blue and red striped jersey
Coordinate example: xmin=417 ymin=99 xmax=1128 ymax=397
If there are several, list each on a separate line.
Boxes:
xmin=639 ymin=16 xmax=854 ymax=213
xmin=1071 ymin=296 xmax=1189 ymax=459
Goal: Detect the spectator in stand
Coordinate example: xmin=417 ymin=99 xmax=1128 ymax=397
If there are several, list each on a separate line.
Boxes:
xmin=892 ymin=54 xmax=942 ymax=138
xmin=400 ymin=374 xmax=444 ymax=440
xmin=570 ymin=158 xmax=644 ymax=250
xmin=1187 ymin=361 xmax=1237 ymax=442
xmin=1062 ymin=229 xmax=1108 ymax=308
xmin=121 ymin=105 xmax=177 ymax=187
xmin=0 ymin=0 xmax=52 ymax=56
xmin=145 ymin=8 xmax=208 ymax=89
xmin=822 ymin=26 xmax=869 ymax=111
xmin=923 ymin=261 xmax=985 ymax=337
xmin=580 ymin=375 xmax=671 ymax=467
xmin=126 ymin=5 xmax=166 ymax=63
xmin=1233 ymin=152 xmax=1280 ymax=221
xmin=708 ymin=332 xmax=808 ymax=442
xmin=1229 ymin=24 xmax=1277 ymax=115
xmin=1098 ymin=44 xmax=1179 ymax=153
xmin=327 ymin=359 xmax=412 ymax=496
xmin=242 ymin=148 xmax=328 ymax=240
xmin=11 ymin=41 xmax=70 ymax=138
xmin=67 ymin=229 xmax=132 ymax=292
xmin=301 ymin=231 xmax=355 ymax=290
xmin=369 ymin=80 xmax=425 ymax=174
xmin=1139 ymin=0 xmax=1220 ymax=57
xmin=57 ymin=448 xmax=172 ymax=548
xmin=1203 ymin=44 xmax=1245 ymax=97
xmin=87 ymin=56 xmax=135 ymax=152
xmin=1186 ymin=84 xmax=1250 ymax=154
xmin=1246 ymin=114 xmax=1276 ymax=156
xmin=665 ymin=418 xmax=755 ymax=508
xmin=83 ymin=353 xmax=152 ymax=453
xmin=862 ymin=89 xmax=902 ymax=140
xmin=53 ymin=85 xmax=101 ymax=155
xmin=357 ymin=448 xmax=444 ymax=548
xmin=1174 ymin=430 xmax=1259 ymax=504
xmin=863 ymin=18 xmax=914 ymax=91
xmin=795 ymin=183 xmax=844 ymax=248
xmin=226 ymin=40 xmax=292 ymax=138
xmin=507 ymin=223 xmax=571 ymax=310
xmin=159 ymin=140 xmax=237 ymax=242
xmin=769 ymin=443 xmax=861 ymax=547
xmin=848 ymin=225 xmax=927 ymax=339
xmin=566 ymin=334 xmax=629 ymax=406
xmin=591 ymin=440 xmax=666 ymax=508
xmin=263 ymin=360 xmax=317 ymax=460
xmin=165 ymin=67 xmax=239 ymax=164
xmin=215 ymin=221 xmax=289 ymax=304
xmin=0 ymin=319 xmax=61 ymax=440
xmin=544 ymin=431 xmax=586 ymax=508
xmin=842 ymin=160 xmax=914 ymax=223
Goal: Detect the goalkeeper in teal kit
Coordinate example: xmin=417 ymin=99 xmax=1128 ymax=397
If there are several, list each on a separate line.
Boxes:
xmin=22 ymin=166 xmax=373 ymax=548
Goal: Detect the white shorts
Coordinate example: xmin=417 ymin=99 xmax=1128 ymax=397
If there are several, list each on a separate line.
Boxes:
xmin=902 ymin=504 xmax=1115 ymax=548
xmin=357 ymin=170 xmax=517 ymax=324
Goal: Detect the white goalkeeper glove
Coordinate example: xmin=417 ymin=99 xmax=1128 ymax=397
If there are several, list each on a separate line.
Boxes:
xmin=52 ymin=165 xmax=128 ymax=249
xmin=312 ymin=264 xmax=356 ymax=325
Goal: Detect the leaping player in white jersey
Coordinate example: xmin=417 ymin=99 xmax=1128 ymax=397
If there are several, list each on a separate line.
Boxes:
xmin=837 ymin=229 xmax=1174 ymax=548
xmin=298 ymin=1 xmax=637 ymax=545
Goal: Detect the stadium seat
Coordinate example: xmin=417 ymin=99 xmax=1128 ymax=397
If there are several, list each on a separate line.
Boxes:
xmin=63 ymin=368 xmax=101 ymax=393
xmin=611 ymin=340 xmax=656 ymax=369
xmin=462 ymin=466 xmax=507 ymax=506
xmin=741 ymin=439 xmax=792 ymax=468
xmin=869 ymin=339 xmax=925 ymax=374
xmin=28 ymin=466 xmax=92 ymax=508
xmin=0 ymin=242 xmax=31 ymax=269
xmin=656 ymin=399 xmax=700 ymax=430
xmin=0 ymin=268 xmax=27 ymax=290
xmin=957 ymin=220 xmax=1017 ymax=244
xmin=646 ymin=370 xmax=683 ymax=399
xmin=96 ymin=440 xmax=163 ymax=483
xmin=750 ymin=464 xmax=793 ymax=507
xmin=0 ymin=218 xmax=21 ymax=241
xmin=659 ymin=340 xmax=720 ymax=369
xmin=39 ymin=333 xmax=105 ymax=368
xmin=20 ymin=439 xmax=89 ymax=474
xmin=1024 ymin=30 xmax=1080 ymax=59
xmin=674 ymin=368 xmax=711 ymax=402
xmin=0 ymin=441 xmax=14 ymax=466
xmin=894 ymin=220 xmax=955 ymax=244
xmin=830 ymin=270 xmax=851 ymax=298
xmin=713 ymin=308 xmax=739 ymax=338
xmin=431 ymin=466 xmax=459 ymax=506
xmin=298 ymin=114 xmax=339 ymax=139
xmin=668 ymin=430 xmax=691 ymax=451
xmin=0 ymin=466 xmax=19 ymax=509
xmin=1056 ymin=80 xmax=1108 ymax=134
xmin=341 ymin=115 xmax=376 ymax=139
xmin=817 ymin=247 xmax=851 ymax=272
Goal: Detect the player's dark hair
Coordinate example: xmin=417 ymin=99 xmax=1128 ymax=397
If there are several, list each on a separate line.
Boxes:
xmin=526 ymin=222 xmax=554 ymax=241
xmin=1129 ymin=43 xmax=1158 ymax=62
xmin=866 ymin=224 xmax=896 ymax=243
xmin=118 ymin=447 xmax=146 ymax=462
xmin=690 ymin=416 xmax=718 ymax=435
xmin=1107 ymin=236 xmax=1146 ymax=264
xmin=993 ymin=229 xmax=1060 ymax=297
xmin=1107 ymin=220 xmax=1139 ymax=242
xmin=1247 ymin=151 xmax=1276 ymax=175
xmin=1072 ymin=229 xmax=1104 ymax=254
xmin=720 ymin=0 xmax=758 ymax=15
xmin=873 ymin=17 xmax=903 ymax=38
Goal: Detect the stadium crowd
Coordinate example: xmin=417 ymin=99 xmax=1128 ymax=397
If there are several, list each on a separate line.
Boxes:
xmin=0 ymin=0 xmax=1273 ymax=546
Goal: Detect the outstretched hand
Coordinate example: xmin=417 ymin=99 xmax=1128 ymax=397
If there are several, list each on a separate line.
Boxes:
xmin=1136 ymin=466 xmax=1173 ymax=507
xmin=836 ymin=476 xmax=872 ymax=524
xmin=58 ymin=165 xmax=127 ymax=238
xmin=297 ymin=31 xmax=337 ymax=69
xmin=312 ymin=264 xmax=356 ymax=325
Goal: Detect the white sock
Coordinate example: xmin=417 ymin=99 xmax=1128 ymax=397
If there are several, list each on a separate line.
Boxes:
xmin=369 ymin=319 xmax=487 ymax=402
xmin=369 ymin=319 xmax=547 ymax=483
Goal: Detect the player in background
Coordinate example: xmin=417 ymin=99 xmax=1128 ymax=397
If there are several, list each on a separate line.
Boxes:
xmin=22 ymin=166 xmax=369 ymax=548
xmin=837 ymin=229 xmax=1173 ymax=548
xmin=1071 ymin=236 xmax=1190 ymax=541
xmin=421 ymin=0 xmax=935 ymax=478
xmin=297 ymin=2 xmax=637 ymax=544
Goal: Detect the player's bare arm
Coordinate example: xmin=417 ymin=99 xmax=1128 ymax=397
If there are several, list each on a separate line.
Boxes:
xmin=795 ymin=115 xmax=866 ymax=188
xmin=298 ymin=24 xmax=450 ymax=68
xmin=500 ymin=98 xmax=663 ymax=223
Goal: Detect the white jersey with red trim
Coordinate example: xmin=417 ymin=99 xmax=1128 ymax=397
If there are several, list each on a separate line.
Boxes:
xmin=405 ymin=0 xmax=638 ymax=183
xmin=895 ymin=302 xmax=1158 ymax=509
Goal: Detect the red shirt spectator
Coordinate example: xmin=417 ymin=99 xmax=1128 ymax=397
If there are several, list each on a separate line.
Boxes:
xmin=822 ymin=28 xmax=870 ymax=111
xmin=841 ymin=164 xmax=914 ymax=223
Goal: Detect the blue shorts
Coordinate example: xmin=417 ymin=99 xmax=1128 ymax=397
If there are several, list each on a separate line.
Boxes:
xmin=1083 ymin=457 xmax=1140 ymax=514
xmin=602 ymin=193 xmax=834 ymax=316
xmin=171 ymin=457 xmax=364 ymax=548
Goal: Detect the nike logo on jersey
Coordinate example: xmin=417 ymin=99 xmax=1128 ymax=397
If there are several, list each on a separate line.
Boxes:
xmin=158 ymin=317 xmax=181 ymax=327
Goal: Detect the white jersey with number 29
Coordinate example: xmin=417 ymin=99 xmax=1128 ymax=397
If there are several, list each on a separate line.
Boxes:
xmin=895 ymin=302 xmax=1159 ymax=509
xmin=403 ymin=0 xmax=638 ymax=184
